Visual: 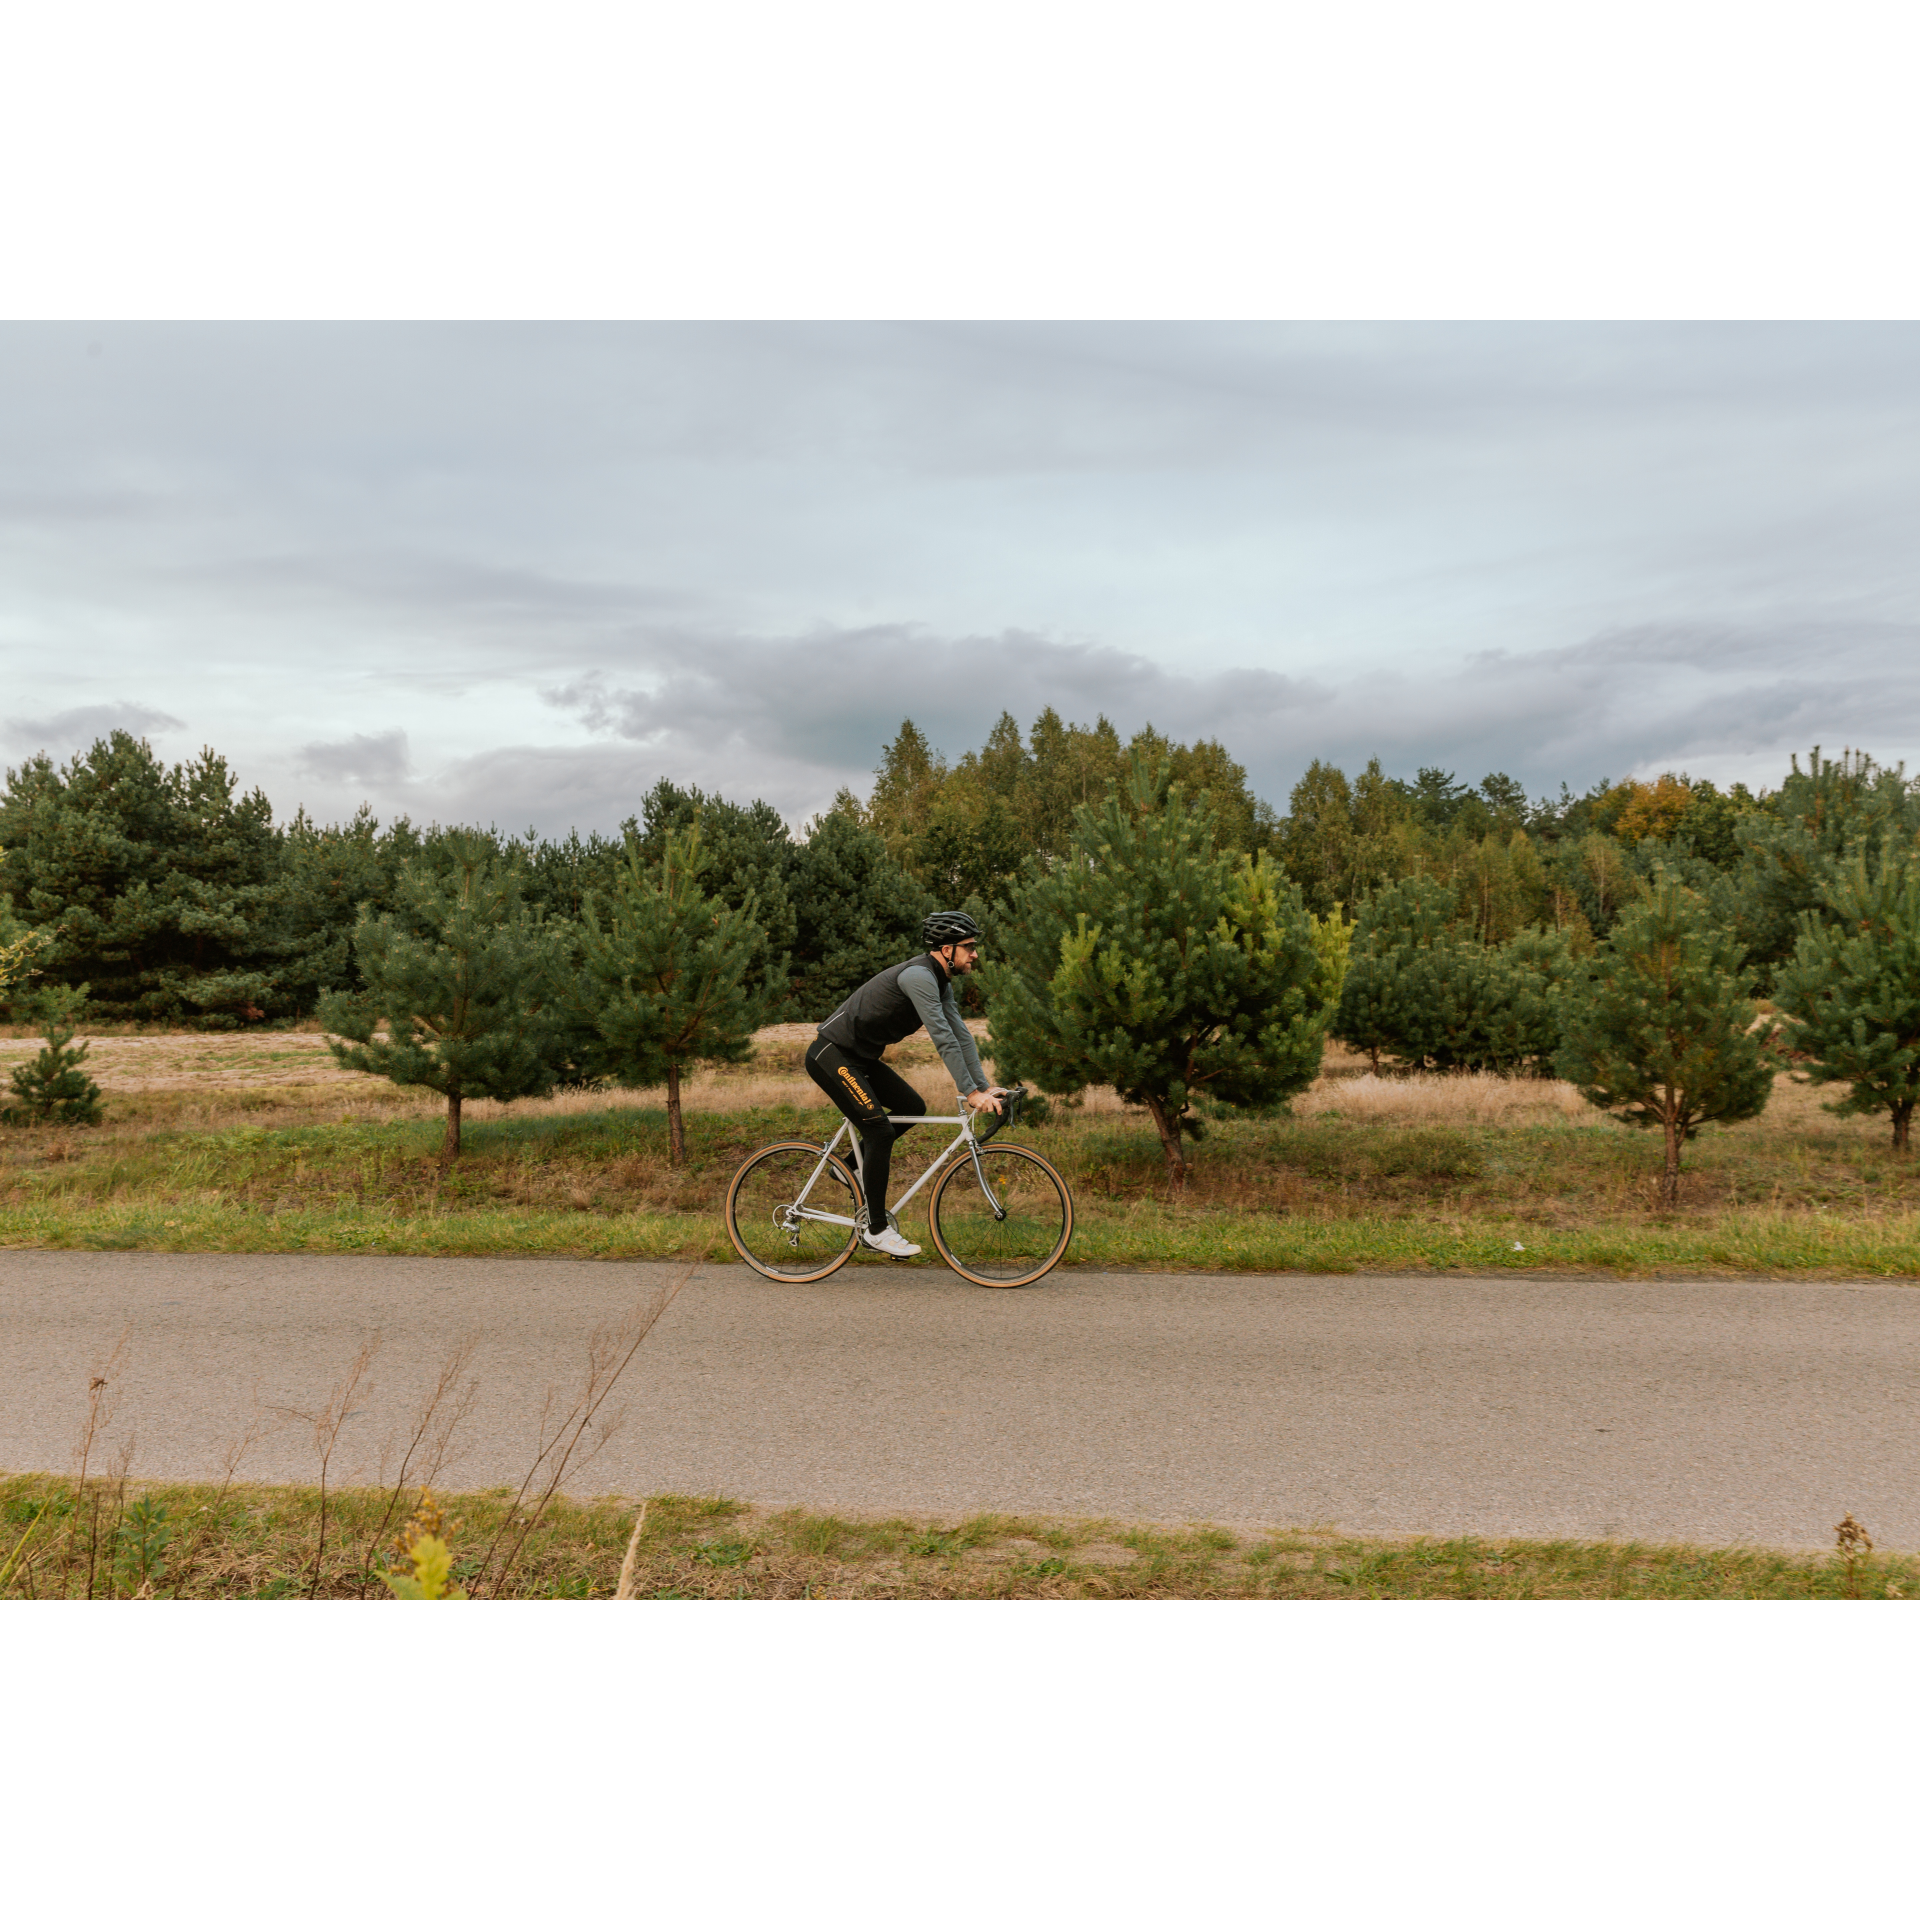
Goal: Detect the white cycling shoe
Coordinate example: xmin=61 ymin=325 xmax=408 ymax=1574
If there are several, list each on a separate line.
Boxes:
xmin=862 ymin=1225 xmax=922 ymax=1258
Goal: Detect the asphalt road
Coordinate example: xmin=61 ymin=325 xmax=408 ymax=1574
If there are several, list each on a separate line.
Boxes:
xmin=3 ymin=1250 xmax=1917 ymax=1549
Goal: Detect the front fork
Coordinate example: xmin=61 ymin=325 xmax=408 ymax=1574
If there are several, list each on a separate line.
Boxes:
xmin=961 ymin=1113 xmax=1008 ymax=1222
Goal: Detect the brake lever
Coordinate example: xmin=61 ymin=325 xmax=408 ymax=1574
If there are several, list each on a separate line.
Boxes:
xmin=976 ymin=1086 xmax=1026 ymax=1141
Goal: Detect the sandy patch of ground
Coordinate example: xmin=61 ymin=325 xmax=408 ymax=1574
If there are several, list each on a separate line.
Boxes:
xmin=0 ymin=1022 xmax=1849 ymax=1134
xmin=0 ymin=1031 xmax=346 ymax=1091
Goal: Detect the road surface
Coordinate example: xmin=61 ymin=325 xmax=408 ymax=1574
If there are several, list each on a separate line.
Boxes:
xmin=3 ymin=1251 xmax=1916 ymax=1548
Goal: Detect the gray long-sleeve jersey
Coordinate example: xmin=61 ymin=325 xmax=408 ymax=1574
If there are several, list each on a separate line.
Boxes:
xmin=899 ymin=962 xmax=990 ymax=1094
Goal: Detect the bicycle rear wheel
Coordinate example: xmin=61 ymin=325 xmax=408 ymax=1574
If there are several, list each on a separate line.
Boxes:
xmin=928 ymin=1144 xmax=1073 ymax=1287
xmin=725 ymin=1142 xmax=859 ymax=1282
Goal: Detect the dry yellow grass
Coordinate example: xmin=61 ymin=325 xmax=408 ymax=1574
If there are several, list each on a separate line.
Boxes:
xmin=0 ymin=1021 xmax=1880 ymax=1142
xmin=1295 ymin=1046 xmax=1866 ymax=1137
xmin=0 ymin=1029 xmax=348 ymax=1091
xmin=1299 ymin=1070 xmax=1604 ymax=1127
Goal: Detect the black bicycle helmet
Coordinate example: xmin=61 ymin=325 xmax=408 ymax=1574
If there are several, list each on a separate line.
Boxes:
xmin=922 ymin=909 xmax=981 ymax=949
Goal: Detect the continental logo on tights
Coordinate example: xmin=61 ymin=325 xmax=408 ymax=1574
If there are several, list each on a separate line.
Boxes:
xmin=836 ymin=1065 xmax=881 ymax=1116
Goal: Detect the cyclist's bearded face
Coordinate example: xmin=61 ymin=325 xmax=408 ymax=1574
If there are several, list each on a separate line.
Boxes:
xmin=942 ymin=940 xmax=980 ymax=974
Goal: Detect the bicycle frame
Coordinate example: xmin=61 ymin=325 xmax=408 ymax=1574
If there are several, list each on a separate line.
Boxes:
xmin=783 ymin=1098 xmax=1006 ymax=1231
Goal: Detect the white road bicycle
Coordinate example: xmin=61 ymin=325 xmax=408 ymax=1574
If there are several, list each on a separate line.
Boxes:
xmin=724 ymin=1087 xmax=1074 ymax=1288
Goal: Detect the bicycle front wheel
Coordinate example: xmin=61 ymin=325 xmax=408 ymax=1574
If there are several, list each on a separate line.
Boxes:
xmin=929 ymin=1144 xmax=1073 ymax=1287
xmin=725 ymin=1142 xmax=859 ymax=1282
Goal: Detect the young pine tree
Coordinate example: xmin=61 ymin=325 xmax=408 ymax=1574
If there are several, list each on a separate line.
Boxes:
xmin=1389 ymin=935 xmax=1568 ymax=1074
xmin=1554 ymin=871 xmax=1774 ymax=1204
xmin=1335 ymin=878 xmax=1570 ymax=1074
xmin=986 ymin=762 xmax=1325 ymax=1190
xmin=569 ymin=823 xmax=770 ymax=1167
xmin=1478 ymin=925 xmax=1577 ymax=1072
xmin=2 ymin=986 xmax=103 ymax=1128
xmin=1332 ymin=874 xmax=1456 ymax=1071
xmin=319 ymin=831 xmax=559 ymax=1162
xmin=1774 ymin=848 xmax=1920 ymax=1152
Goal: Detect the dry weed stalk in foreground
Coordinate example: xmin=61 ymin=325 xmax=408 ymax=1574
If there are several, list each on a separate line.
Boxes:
xmin=1835 ymin=1513 xmax=1874 ymax=1598
xmin=614 ymin=1501 xmax=649 ymax=1599
xmin=276 ymin=1336 xmax=380 ymax=1599
xmin=0 ymin=1338 xmax=136 ymax=1599
xmin=468 ymin=1260 xmax=698 ymax=1598
xmin=79 ymin=1437 xmax=137 ymax=1599
xmin=360 ymin=1334 xmax=480 ymax=1584
xmin=71 ymin=1326 xmax=129 ymax=1500
xmin=161 ymin=1415 xmax=267 ymax=1595
xmin=69 ymin=1329 xmax=131 ymax=1599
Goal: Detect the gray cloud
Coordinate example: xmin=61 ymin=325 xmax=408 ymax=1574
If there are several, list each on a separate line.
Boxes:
xmin=294 ymin=730 xmax=413 ymax=785
xmin=424 ymin=743 xmax=825 ymax=836
xmin=1315 ymin=621 xmax=1920 ymax=796
xmin=39 ymin=617 xmax=1900 ymax=838
xmin=3 ymin=702 xmax=185 ymax=755
xmin=535 ymin=623 xmax=1335 ymax=775
xmin=487 ymin=615 xmax=1919 ymax=832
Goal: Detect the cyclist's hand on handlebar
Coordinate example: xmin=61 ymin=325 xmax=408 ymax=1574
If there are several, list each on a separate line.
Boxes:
xmin=967 ymin=1088 xmax=1005 ymax=1115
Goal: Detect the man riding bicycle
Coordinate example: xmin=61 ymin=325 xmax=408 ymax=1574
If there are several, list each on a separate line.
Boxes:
xmin=804 ymin=909 xmax=1008 ymax=1258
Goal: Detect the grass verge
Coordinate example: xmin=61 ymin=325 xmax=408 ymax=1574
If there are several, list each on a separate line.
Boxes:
xmin=4 ymin=1035 xmax=1919 ymax=1276
xmin=2 ymin=1472 xmax=1911 ymax=1599
xmin=4 ymin=1185 xmax=1920 ymax=1277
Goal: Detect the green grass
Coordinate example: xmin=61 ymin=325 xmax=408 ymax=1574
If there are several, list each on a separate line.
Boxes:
xmin=4 ymin=1471 xmax=1910 ymax=1599
xmin=7 ymin=1185 xmax=1919 ymax=1276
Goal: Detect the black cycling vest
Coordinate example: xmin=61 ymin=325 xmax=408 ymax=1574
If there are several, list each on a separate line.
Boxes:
xmin=816 ymin=955 xmax=948 ymax=1060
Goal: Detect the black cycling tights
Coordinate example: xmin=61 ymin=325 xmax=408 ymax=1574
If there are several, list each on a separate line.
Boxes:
xmin=804 ymin=1037 xmax=926 ymax=1228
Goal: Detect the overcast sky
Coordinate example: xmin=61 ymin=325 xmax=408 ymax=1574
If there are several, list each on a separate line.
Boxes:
xmin=4 ymin=321 xmax=1917 ymax=835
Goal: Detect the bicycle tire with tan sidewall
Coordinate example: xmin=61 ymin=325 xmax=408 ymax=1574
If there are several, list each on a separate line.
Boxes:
xmin=928 ymin=1142 xmax=1075 ymax=1287
xmin=725 ymin=1140 xmax=860 ymax=1282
